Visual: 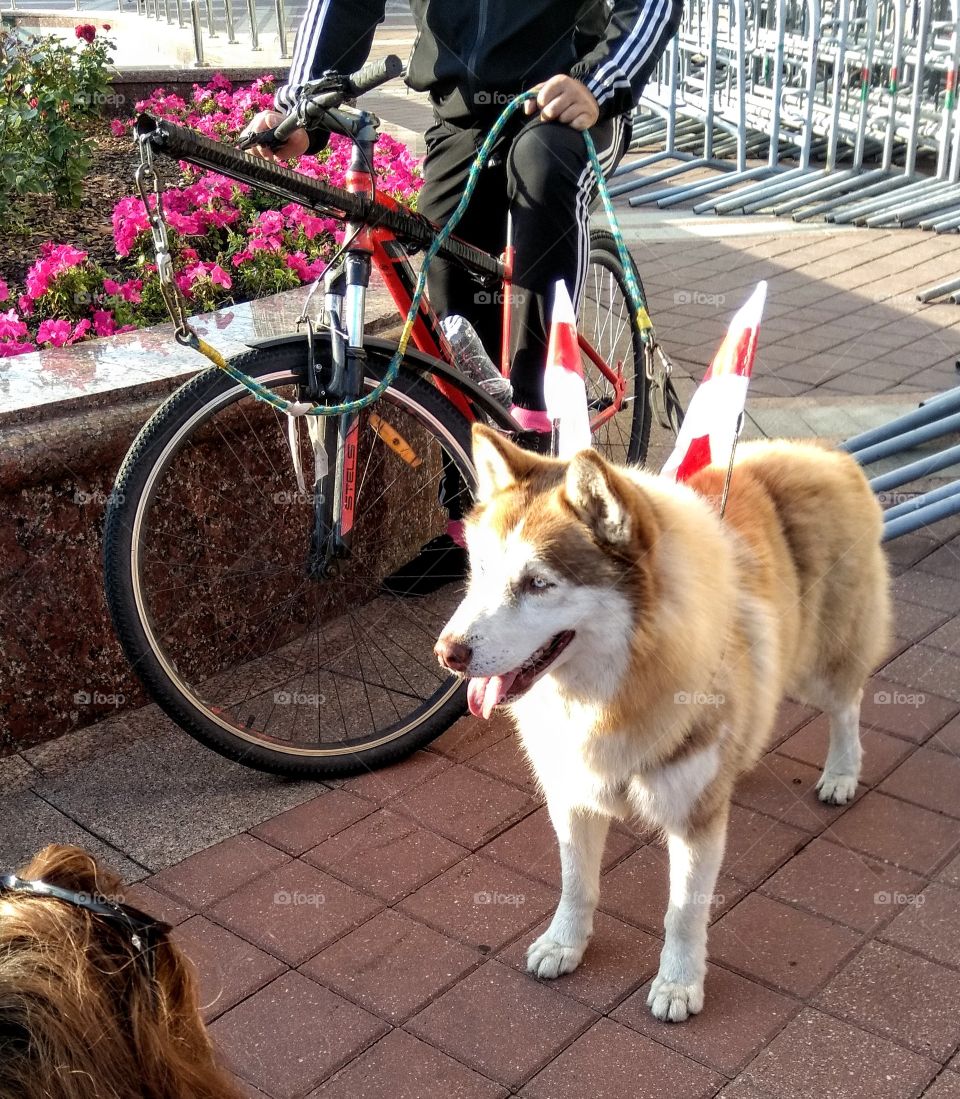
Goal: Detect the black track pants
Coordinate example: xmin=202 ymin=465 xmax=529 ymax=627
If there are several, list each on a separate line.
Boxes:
xmin=418 ymin=109 xmax=629 ymax=411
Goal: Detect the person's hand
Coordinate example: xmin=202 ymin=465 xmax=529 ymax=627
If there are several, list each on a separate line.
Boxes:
xmin=240 ymin=109 xmax=310 ymax=161
xmin=523 ymin=75 xmax=600 ymax=131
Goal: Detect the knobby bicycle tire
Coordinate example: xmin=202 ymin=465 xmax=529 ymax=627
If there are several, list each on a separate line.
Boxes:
xmin=104 ymin=343 xmax=477 ymax=778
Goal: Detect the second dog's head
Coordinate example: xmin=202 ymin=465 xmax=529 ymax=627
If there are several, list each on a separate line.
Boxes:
xmin=0 ymin=844 xmax=243 ymax=1099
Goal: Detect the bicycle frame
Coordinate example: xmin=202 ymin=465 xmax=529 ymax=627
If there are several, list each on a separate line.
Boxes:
xmin=134 ymin=108 xmax=633 ymax=575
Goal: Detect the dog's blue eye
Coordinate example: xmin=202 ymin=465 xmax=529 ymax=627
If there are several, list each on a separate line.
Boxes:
xmin=525 ymin=575 xmax=551 ymax=593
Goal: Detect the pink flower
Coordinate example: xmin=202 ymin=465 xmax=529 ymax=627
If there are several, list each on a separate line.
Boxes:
xmin=110 ymin=119 xmax=127 ymax=137
xmin=75 ymin=23 xmax=96 ymax=43
xmin=119 ymin=278 xmax=142 ymax=303
xmin=93 ymin=310 xmax=118 ymax=337
xmin=0 ymin=279 xmax=9 ymax=302
xmin=18 ymin=295 xmax=33 ymax=317
xmin=0 ymin=340 xmax=35 ymax=358
xmin=103 ymin=278 xmax=121 ymax=295
xmin=0 ymin=309 xmax=28 ymax=341
xmin=25 ymin=244 xmax=88 ymax=300
xmin=37 ymin=319 xmax=73 ymax=347
xmin=231 ymin=250 xmax=254 ymax=267
xmin=209 ymin=264 xmax=232 ymax=289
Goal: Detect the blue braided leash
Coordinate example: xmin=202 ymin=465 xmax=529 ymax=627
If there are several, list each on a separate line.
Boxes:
xmin=190 ymin=91 xmax=656 ymax=418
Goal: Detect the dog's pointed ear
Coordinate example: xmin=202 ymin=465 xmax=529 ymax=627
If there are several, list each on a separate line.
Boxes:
xmin=564 ymin=449 xmax=633 ymax=546
xmin=472 ymin=424 xmax=541 ymax=502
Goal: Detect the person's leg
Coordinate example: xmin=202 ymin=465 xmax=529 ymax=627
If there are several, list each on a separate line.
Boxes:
xmin=505 ymin=114 xmax=630 ymax=411
xmin=383 ymin=116 xmax=511 ymax=596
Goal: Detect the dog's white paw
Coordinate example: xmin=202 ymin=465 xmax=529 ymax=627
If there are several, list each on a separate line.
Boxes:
xmin=526 ymin=933 xmax=586 ymax=980
xmin=646 ymin=974 xmax=705 ymax=1022
xmin=816 ymin=771 xmax=858 ymax=805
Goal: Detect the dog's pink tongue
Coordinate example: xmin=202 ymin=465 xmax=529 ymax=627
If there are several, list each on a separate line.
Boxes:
xmin=467 ymin=672 xmax=519 ymax=719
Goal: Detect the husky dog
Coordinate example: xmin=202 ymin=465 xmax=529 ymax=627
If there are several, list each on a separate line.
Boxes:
xmin=436 ymin=425 xmax=890 ymax=1022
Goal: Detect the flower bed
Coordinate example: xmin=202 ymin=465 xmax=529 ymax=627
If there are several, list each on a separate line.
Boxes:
xmin=0 ymin=43 xmax=423 ymax=358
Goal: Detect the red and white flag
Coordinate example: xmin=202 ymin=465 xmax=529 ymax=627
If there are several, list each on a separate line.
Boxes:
xmin=543 ymin=279 xmax=591 ymax=459
xmin=662 ymin=281 xmax=767 ymax=482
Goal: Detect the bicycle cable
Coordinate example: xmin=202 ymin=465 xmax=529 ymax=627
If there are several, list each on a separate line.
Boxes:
xmin=147 ymin=91 xmax=666 ymax=421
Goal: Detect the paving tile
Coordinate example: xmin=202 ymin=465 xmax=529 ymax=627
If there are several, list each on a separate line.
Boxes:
xmin=209 ymin=971 xmax=387 ymax=1099
xmin=428 ymin=711 xmax=512 ymax=763
xmin=892 ymin=572 xmax=960 ymax=614
xmin=721 ymin=805 xmax=808 ymax=886
xmin=921 ymin=618 xmax=960 ymax=656
xmin=498 ymin=911 xmax=661 ymax=1012
xmin=777 ymin=716 xmax=914 ymax=787
xmin=710 ymin=893 xmax=862 ymax=996
xmin=300 ymin=908 xmax=480 ymax=1022
xmin=881 ymin=883 xmax=960 ymax=968
xmin=20 ymin=710 xmax=139 ymax=779
xmin=881 ymin=646 xmax=960 ymax=705
xmin=816 ymin=940 xmax=960 ymax=1061
xmin=406 ymin=960 xmax=596 ymax=1089
xmin=612 ymin=963 xmax=799 ymax=1076
xmin=937 ymin=851 xmax=960 ymax=888
xmin=309 ymin=1029 xmax=509 ymax=1098
xmin=879 ymin=747 xmax=960 ymax=818
xmin=914 ymin=539 xmax=960 ymax=581
xmin=739 ymin=1008 xmax=939 ymax=1099
xmin=480 ymin=806 xmax=637 ymax=888
xmin=31 ymin=717 xmax=321 ymax=871
xmin=769 ymin=699 xmax=818 ymax=746
xmin=336 ymin=748 xmax=451 ymax=802
xmin=599 ymin=844 xmax=746 ymax=933
xmin=824 ymin=791 xmax=960 ymax=875
xmin=930 ymin=714 xmax=960 ymax=757
xmin=716 ymin=1081 xmax=779 ymax=1099
xmin=0 ymin=752 xmax=38 ymax=794
xmin=468 ymin=734 xmax=542 ymax=797
xmin=248 ymin=790 xmax=375 ymax=856
xmin=732 ymin=753 xmax=855 ymax=833
xmin=173 ymin=914 xmax=286 ymax=1022
xmin=207 ymin=859 xmax=382 ymax=965
xmin=302 ymin=808 xmax=467 ymax=903
xmin=0 ymin=789 xmax=145 ymax=882
xmin=518 ymin=1018 xmax=723 ymax=1099
xmin=392 ymin=764 xmax=537 ymax=849
xmin=230 ymin=1075 xmax=273 ymax=1099
xmin=398 ymin=854 xmax=556 ymax=952
xmin=148 ymin=834 xmax=291 ymax=909
xmin=923 ymin=1073 xmax=960 ymax=1099
xmin=122 ymin=881 xmax=194 ymax=926
xmin=762 ymin=837 xmax=926 ymax=932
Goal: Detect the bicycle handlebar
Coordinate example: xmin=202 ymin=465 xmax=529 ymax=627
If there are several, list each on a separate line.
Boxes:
xmin=270 ymin=54 xmax=405 ymax=146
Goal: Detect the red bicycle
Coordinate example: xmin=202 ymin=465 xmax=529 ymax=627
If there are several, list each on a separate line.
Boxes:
xmin=103 ymin=57 xmax=679 ymax=777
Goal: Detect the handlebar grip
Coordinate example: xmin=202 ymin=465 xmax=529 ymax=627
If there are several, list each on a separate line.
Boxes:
xmin=343 ymin=54 xmax=404 ymax=99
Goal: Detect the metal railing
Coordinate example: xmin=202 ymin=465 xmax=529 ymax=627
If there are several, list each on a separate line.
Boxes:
xmin=620 ymin=0 xmax=960 ymax=262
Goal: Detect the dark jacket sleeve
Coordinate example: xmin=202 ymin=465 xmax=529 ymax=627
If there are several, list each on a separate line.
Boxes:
xmin=275 ymin=0 xmax=387 ymax=109
xmin=571 ymin=0 xmax=683 ymax=121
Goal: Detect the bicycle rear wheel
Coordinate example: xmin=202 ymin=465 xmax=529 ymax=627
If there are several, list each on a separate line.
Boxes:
xmin=581 ymin=229 xmax=651 ymax=466
xmin=103 ymin=344 xmax=475 ymax=778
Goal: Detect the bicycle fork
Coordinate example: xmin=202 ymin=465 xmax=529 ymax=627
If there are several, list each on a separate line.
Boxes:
xmin=304 ymin=128 xmax=376 ymax=580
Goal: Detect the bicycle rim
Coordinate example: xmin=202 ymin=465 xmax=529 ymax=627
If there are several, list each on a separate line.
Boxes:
xmin=580 ymin=233 xmax=649 ymax=466
xmin=118 ymin=356 xmax=474 ymax=766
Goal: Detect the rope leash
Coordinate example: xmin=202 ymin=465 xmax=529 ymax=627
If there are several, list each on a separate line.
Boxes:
xmin=149 ymin=92 xmax=663 ymax=420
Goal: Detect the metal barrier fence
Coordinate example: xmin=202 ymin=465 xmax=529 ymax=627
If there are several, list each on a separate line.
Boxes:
xmin=3 ymin=0 xmax=290 ymax=64
xmin=619 ymin=0 xmax=960 ymax=298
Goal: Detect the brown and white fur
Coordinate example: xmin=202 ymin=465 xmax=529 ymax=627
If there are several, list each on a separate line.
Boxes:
xmin=436 ymin=424 xmax=890 ymax=1022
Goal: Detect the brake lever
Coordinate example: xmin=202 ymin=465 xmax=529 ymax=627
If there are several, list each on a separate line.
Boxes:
xmin=237 ymin=125 xmax=284 ymax=152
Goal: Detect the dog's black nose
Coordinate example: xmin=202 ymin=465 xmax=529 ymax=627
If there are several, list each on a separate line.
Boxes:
xmin=435 ymin=636 xmax=472 ymax=672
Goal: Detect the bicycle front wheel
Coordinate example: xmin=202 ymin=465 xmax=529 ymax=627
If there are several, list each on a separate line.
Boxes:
xmin=581 ymin=229 xmax=651 ymax=466
xmin=103 ymin=343 xmax=475 ymax=778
